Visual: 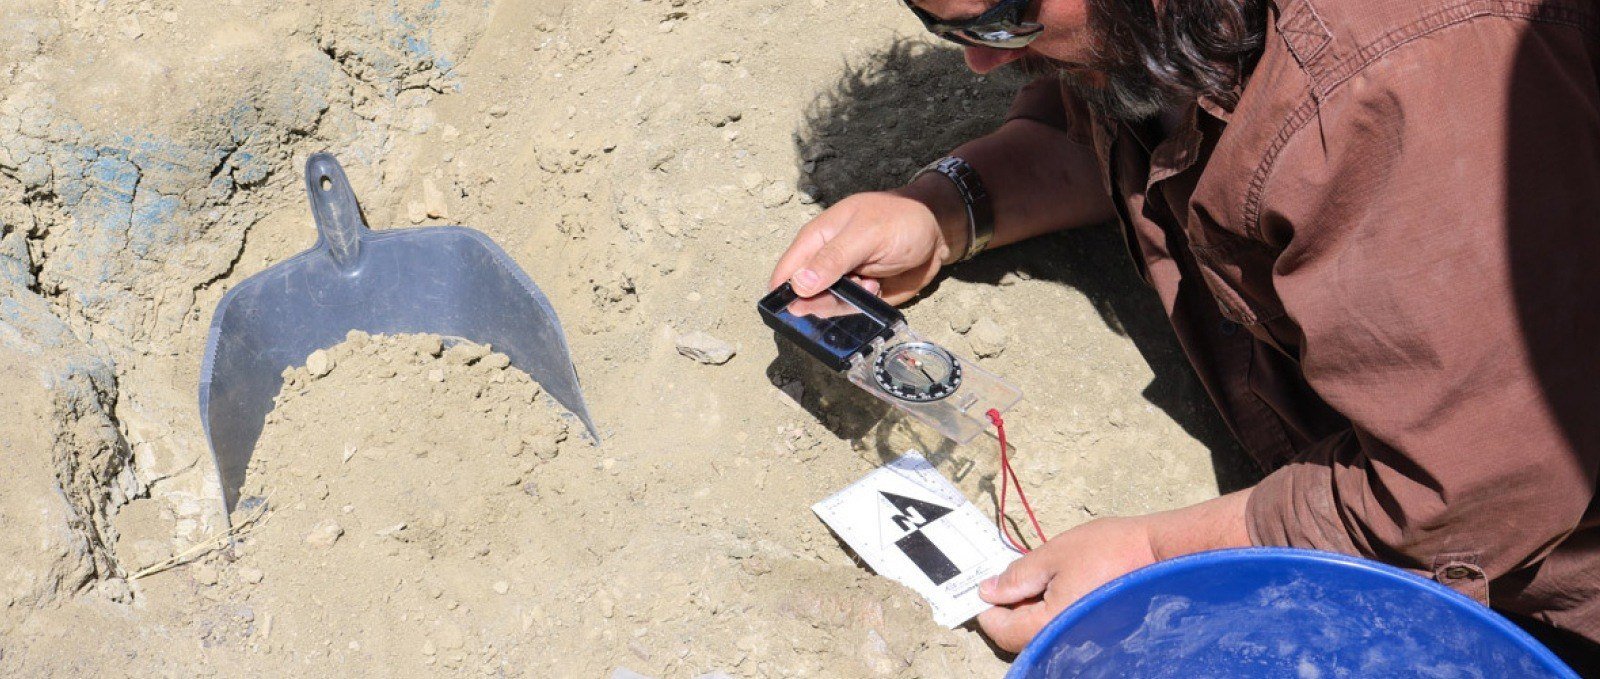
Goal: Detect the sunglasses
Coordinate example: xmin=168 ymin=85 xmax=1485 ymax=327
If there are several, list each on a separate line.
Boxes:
xmin=903 ymin=0 xmax=1045 ymax=50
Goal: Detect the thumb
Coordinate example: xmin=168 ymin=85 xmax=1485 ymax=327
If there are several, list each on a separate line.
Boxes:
xmin=979 ymin=554 xmax=1056 ymax=605
xmin=790 ymin=231 xmax=877 ymax=298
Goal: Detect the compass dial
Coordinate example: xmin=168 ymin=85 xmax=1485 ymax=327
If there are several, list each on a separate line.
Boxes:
xmin=872 ymin=342 xmax=961 ymax=402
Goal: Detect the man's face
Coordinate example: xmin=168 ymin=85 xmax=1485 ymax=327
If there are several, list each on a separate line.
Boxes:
xmin=909 ymin=0 xmax=1093 ymax=74
xmin=911 ymin=0 xmax=1172 ymax=120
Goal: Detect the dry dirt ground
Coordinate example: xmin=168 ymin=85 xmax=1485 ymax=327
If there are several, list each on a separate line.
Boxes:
xmin=0 ymin=0 xmax=1253 ymax=676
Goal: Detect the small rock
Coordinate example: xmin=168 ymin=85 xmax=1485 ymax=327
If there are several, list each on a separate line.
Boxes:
xmin=759 ymin=181 xmax=793 ymax=208
xmin=859 ymin=629 xmax=902 ymax=675
xmin=375 ymin=523 xmax=407 ymax=537
xmin=421 ymin=640 xmax=437 ymax=656
xmin=427 ymin=368 xmax=445 ymax=383
xmin=443 ymin=342 xmax=491 ymax=366
xmin=118 ymin=15 xmax=142 ymax=39
xmin=435 ymin=622 xmax=466 ymax=650
xmin=192 ymin=563 xmax=220 ymax=587
xmin=947 ymin=290 xmax=982 ymax=333
xmin=345 ymin=330 xmax=371 ymax=348
xmin=676 ymin=331 xmax=737 ymax=365
xmin=422 ymin=179 xmax=449 ymax=220
xmin=411 ymin=335 xmax=444 ymax=357
xmin=521 ymin=481 xmax=541 ymax=499
xmin=407 ymin=201 xmax=427 ymax=224
xmin=493 ymin=581 xmax=510 ymax=595
xmin=967 ymin=317 xmax=1008 ymax=358
xmin=305 ymin=520 xmax=344 ymax=548
xmin=441 ymin=124 xmax=461 ymax=141
xmin=305 ymin=349 xmax=333 ymax=378
xmin=238 ymin=567 xmax=264 ymax=585
xmin=487 ymin=104 xmax=510 ymax=118
xmin=480 ymin=353 xmax=511 ymax=370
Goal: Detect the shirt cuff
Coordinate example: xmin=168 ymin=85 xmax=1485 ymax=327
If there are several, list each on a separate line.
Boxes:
xmin=1245 ymin=433 xmax=1364 ymax=557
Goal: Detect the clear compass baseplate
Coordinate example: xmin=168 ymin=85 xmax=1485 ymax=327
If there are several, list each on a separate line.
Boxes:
xmin=846 ymin=322 xmax=1021 ymax=443
xmin=759 ymin=278 xmax=1022 ymax=444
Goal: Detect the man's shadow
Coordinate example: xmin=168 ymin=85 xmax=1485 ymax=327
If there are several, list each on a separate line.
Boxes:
xmin=771 ymin=38 xmax=1257 ymax=493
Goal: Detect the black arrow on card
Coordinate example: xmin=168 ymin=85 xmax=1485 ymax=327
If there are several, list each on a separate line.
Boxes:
xmin=881 ymin=492 xmax=953 ymax=532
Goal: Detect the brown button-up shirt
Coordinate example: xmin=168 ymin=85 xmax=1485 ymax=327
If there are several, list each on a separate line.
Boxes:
xmin=1009 ymin=0 xmax=1600 ymax=646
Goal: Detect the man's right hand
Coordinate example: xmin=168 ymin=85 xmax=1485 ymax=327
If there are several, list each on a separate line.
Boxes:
xmin=768 ymin=176 xmax=967 ymax=305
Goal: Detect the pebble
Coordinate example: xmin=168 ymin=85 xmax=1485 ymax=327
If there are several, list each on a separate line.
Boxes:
xmin=967 ymin=317 xmax=1009 ymax=358
xmin=238 ymin=567 xmax=265 ymax=585
xmin=118 ymin=15 xmax=142 ymax=39
xmin=859 ymin=629 xmax=901 ymax=675
xmin=422 ymin=178 xmax=449 ymax=220
xmin=947 ymin=290 xmax=982 ymax=333
xmin=304 ymin=520 xmax=344 ymax=548
xmin=443 ymin=342 xmax=492 ymax=365
xmin=411 ymin=335 xmax=444 ymax=357
xmin=480 ymin=352 xmax=511 ymax=370
xmin=421 ymin=640 xmax=437 ymax=656
xmin=435 ymin=622 xmax=466 ymax=650
xmin=192 ymin=563 xmax=220 ymax=586
xmin=493 ymin=581 xmax=510 ymax=595
xmin=676 ymin=331 xmax=737 ymax=365
xmin=427 ymin=368 xmax=446 ymax=383
xmin=305 ymin=349 xmax=333 ymax=378
xmin=487 ymin=104 xmax=510 ymax=118
xmin=759 ymin=181 xmax=793 ymax=208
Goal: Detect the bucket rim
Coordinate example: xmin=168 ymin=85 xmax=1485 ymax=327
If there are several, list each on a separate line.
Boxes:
xmin=1004 ymin=547 xmax=1578 ymax=678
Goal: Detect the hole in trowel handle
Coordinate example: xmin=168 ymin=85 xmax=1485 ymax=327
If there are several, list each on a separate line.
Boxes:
xmin=320 ymin=176 xmax=333 ymax=191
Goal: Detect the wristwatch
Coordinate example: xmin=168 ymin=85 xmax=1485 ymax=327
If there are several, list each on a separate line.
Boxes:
xmin=912 ymin=156 xmax=994 ymax=263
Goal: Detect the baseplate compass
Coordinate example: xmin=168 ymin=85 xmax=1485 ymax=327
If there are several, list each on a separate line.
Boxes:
xmin=759 ymin=278 xmax=1021 ymax=443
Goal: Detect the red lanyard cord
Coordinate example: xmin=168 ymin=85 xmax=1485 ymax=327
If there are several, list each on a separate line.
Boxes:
xmin=986 ymin=409 xmax=1047 ymax=553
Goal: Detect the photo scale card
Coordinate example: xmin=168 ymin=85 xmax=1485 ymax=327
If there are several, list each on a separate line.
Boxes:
xmin=812 ymin=451 xmax=1021 ymax=628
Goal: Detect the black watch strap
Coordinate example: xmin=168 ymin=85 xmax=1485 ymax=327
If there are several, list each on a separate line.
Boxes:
xmin=913 ymin=156 xmax=994 ymax=262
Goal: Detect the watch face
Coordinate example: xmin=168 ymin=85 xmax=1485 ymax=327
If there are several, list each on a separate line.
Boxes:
xmin=872 ymin=341 xmax=961 ymax=402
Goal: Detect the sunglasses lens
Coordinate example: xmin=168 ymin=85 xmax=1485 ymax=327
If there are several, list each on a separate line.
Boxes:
xmin=944 ymin=22 xmax=1042 ymax=50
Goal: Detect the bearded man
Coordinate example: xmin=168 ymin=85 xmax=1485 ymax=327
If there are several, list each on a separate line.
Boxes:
xmin=768 ymin=0 xmax=1600 ymax=666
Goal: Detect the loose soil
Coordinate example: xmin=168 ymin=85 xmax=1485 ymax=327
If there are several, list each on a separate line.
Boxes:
xmin=0 ymin=0 xmax=1249 ymax=676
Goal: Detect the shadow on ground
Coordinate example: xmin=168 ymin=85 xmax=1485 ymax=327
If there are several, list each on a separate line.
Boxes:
xmin=771 ymin=37 xmax=1259 ymax=493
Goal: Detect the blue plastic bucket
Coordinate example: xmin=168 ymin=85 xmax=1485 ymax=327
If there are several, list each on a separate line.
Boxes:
xmin=1006 ymin=548 xmax=1577 ymax=678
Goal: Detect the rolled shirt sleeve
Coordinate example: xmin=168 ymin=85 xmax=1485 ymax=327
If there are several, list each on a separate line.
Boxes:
xmin=1241 ymin=15 xmax=1600 ymax=595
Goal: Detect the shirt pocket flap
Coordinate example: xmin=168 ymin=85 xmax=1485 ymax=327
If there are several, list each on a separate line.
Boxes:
xmin=1190 ymin=241 xmax=1287 ymax=327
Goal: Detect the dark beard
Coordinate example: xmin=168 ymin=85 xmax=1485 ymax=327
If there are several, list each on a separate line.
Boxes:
xmin=1014 ymin=55 xmax=1173 ymax=122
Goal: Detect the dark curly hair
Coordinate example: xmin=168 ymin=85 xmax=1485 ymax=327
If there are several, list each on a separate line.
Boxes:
xmin=1091 ymin=0 xmax=1270 ymax=108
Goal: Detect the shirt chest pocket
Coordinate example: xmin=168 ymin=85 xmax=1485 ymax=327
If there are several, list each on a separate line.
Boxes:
xmin=1188 ymin=235 xmax=1288 ymax=327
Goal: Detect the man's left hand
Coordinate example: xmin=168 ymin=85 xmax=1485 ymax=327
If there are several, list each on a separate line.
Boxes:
xmin=975 ymin=516 xmax=1158 ymax=653
xmin=975 ymin=489 xmax=1255 ymax=653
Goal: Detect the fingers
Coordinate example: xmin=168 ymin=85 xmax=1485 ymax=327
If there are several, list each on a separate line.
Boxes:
xmin=768 ymin=221 xmax=831 ymax=291
xmin=977 ymin=599 xmax=1057 ymax=653
xmin=979 ymin=552 xmax=1057 ymax=605
xmin=847 ymin=275 xmax=881 ymax=296
xmin=789 ymin=227 xmax=880 ymax=298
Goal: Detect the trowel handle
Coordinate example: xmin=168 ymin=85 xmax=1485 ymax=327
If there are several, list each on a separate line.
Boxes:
xmin=304 ymin=153 xmax=368 ymax=269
